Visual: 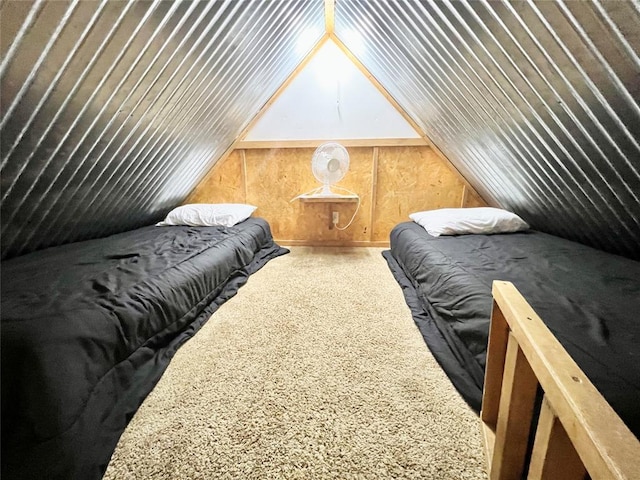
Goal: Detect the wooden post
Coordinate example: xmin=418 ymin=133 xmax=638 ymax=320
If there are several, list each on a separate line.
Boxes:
xmin=491 ymin=332 xmax=538 ymax=480
xmin=240 ymin=149 xmax=248 ymax=204
xmin=528 ymin=396 xmax=587 ymax=480
xmin=369 ymin=146 xmax=379 ymax=242
xmin=487 ymin=281 xmax=640 ymax=480
xmin=482 ymin=301 xmax=510 ymax=427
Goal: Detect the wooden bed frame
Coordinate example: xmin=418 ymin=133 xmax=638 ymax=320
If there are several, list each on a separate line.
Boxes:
xmin=480 ymin=281 xmax=640 ymax=480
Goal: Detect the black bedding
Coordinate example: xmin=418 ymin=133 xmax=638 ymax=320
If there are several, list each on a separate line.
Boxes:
xmin=1 ymin=218 xmax=288 ymax=480
xmin=383 ymin=221 xmax=640 ymax=437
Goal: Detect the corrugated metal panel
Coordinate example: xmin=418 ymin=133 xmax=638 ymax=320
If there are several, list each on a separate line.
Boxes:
xmin=0 ymin=0 xmax=324 ymax=259
xmin=336 ymin=0 xmax=640 ymax=260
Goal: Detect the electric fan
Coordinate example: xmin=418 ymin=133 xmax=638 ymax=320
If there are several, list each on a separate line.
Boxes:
xmin=311 ymin=142 xmax=350 ymax=196
xmin=290 ymin=141 xmax=360 ymax=229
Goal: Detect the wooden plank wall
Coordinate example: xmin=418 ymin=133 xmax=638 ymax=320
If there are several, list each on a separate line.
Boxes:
xmin=187 ymin=145 xmax=486 ymax=246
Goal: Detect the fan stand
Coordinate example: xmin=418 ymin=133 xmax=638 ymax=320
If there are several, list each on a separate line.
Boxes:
xmin=319 ymin=183 xmax=339 ymax=197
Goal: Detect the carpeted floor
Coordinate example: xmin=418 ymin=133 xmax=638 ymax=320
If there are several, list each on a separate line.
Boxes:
xmin=104 ymin=247 xmax=487 ymax=479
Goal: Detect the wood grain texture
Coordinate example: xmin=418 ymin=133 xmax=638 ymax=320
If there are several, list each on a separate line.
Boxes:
xmin=244 ymin=147 xmax=373 ymax=242
xmin=481 ymin=301 xmax=510 ymax=429
xmin=528 ymin=397 xmax=586 ymax=480
xmin=491 ymin=333 xmax=538 ymax=480
xmin=186 ymin=145 xmax=487 ymax=246
xmin=463 ymin=187 xmax=488 ymax=208
xmin=369 ymin=147 xmax=379 ymax=241
xmin=490 ymin=281 xmax=640 ymax=480
xmin=372 ymin=146 xmax=472 ymax=242
xmin=186 ymin=150 xmax=244 ymax=204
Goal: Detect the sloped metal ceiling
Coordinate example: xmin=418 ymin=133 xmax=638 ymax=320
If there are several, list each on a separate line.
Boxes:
xmin=335 ymin=0 xmax=640 ymax=260
xmin=0 ymin=0 xmax=324 ymax=259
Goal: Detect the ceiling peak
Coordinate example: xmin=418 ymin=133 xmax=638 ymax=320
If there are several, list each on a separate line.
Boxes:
xmin=324 ymin=0 xmax=335 ymax=34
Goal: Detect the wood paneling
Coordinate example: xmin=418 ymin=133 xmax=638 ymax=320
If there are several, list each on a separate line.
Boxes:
xmin=463 ymin=187 xmax=488 ymax=208
xmin=188 ymin=145 xmax=486 ymax=246
xmin=244 ymin=147 xmax=373 ymax=242
xmin=186 ymin=150 xmax=245 ymax=204
xmin=372 ymin=146 xmax=468 ymax=242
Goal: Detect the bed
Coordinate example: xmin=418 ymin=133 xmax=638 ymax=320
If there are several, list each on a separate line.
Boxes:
xmin=382 ymin=220 xmax=640 ymax=441
xmin=1 ymin=217 xmax=288 ymax=480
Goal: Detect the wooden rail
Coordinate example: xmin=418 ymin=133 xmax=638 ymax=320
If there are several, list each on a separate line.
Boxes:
xmin=481 ymin=281 xmax=640 ymax=480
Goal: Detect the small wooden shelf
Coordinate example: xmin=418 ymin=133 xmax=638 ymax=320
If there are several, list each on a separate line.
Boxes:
xmin=297 ymin=194 xmax=359 ymax=203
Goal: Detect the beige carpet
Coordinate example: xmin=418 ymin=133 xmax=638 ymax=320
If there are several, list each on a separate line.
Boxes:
xmin=104 ymin=247 xmax=487 ymax=479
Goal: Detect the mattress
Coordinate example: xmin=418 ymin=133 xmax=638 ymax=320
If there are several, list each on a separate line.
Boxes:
xmin=1 ymin=218 xmax=288 ymax=480
xmin=383 ymin=221 xmax=640 ymax=437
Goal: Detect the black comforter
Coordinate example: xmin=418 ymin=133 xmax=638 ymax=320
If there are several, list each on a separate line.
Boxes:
xmin=1 ymin=218 xmax=288 ymax=480
xmin=384 ymin=221 xmax=640 ymax=437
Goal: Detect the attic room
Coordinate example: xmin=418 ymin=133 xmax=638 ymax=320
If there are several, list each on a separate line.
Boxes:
xmin=1 ymin=0 xmax=639 ymax=479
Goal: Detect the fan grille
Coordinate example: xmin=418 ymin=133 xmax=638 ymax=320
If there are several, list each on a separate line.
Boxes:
xmin=311 ymin=142 xmax=350 ymax=187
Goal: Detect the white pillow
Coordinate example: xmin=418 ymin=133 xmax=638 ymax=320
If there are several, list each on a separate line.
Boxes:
xmin=409 ymin=207 xmax=529 ymax=237
xmin=157 ymin=203 xmax=257 ymax=227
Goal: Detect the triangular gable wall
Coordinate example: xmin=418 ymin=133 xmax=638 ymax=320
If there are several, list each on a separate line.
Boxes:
xmin=243 ymin=40 xmax=420 ymax=141
xmin=230 ymin=34 xmax=481 ymax=198
xmin=187 ymin=32 xmax=487 ymax=246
